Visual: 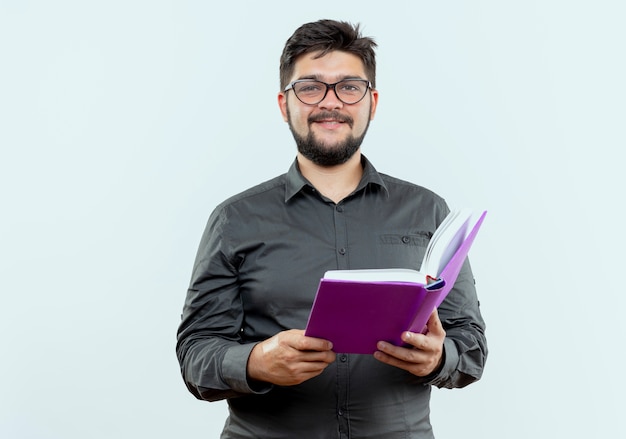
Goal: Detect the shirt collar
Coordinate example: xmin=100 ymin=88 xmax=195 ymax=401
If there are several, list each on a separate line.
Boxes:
xmin=284 ymin=155 xmax=389 ymax=202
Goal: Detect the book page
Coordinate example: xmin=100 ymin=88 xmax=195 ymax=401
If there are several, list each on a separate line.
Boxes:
xmin=420 ymin=209 xmax=474 ymax=277
xmin=323 ymin=268 xmax=427 ymax=284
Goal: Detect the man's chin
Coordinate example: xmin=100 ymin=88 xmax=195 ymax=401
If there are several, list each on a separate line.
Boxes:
xmin=308 ymin=129 xmax=348 ymax=145
xmin=297 ymin=141 xmax=360 ymax=167
xmin=289 ymin=122 xmax=366 ymax=166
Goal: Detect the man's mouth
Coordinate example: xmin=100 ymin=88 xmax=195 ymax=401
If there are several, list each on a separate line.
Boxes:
xmin=308 ymin=112 xmax=353 ymax=128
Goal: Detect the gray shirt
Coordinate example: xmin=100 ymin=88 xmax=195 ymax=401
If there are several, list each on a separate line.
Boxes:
xmin=176 ymin=156 xmax=487 ymax=439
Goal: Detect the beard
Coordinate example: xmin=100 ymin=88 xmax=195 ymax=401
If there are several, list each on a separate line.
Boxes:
xmin=287 ymin=108 xmax=371 ymax=167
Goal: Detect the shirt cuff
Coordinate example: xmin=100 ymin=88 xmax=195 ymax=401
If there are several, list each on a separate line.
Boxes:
xmin=424 ymin=337 xmax=459 ymax=387
xmin=222 ymin=342 xmax=273 ymax=395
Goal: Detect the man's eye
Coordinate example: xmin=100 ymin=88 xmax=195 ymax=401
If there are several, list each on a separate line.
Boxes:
xmin=298 ymin=84 xmax=323 ymax=93
xmin=339 ymin=82 xmax=362 ymax=92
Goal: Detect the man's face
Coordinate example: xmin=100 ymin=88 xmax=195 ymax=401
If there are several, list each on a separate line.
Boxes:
xmin=278 ymin=50 xmax=378 ymax=166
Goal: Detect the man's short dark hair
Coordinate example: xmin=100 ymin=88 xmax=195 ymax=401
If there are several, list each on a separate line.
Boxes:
xmin=279 ymin=19 xmax=378 ymax=90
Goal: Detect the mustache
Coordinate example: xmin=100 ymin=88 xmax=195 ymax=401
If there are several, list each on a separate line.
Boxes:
xmin=308 ymin=111 xmax=353 ymax=127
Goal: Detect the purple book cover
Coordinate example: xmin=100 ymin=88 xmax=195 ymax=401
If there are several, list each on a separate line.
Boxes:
xmin=407 ymin=210 xmax=487 ymax=334
xmin=304 ymin=211 xmax=487 ymax=354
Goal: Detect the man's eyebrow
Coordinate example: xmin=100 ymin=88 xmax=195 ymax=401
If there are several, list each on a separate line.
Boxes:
xmin=295 ymin=74 xmax=367 ymax=82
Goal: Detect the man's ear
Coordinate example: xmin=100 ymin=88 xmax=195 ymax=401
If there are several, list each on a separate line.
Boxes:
xmin=369 ymin=89 xmax=379 ymax=121
xmin=278 ymin=92 xmax=289 ymax=122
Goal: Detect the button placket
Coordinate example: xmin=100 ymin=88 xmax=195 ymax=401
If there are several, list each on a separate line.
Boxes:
xmin=333 ymin=203 xmax=349 ymax=269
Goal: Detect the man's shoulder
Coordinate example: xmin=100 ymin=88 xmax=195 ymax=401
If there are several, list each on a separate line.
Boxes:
xmin=215 ymin=174 xmax=287 ymax=211
xmin=379 ymin=172 xmax=446 ymax=203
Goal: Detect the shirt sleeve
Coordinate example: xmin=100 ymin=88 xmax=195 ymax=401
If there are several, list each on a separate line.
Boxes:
xmin=425 ymin=258 xmax=488 ymax=389
xmin=175 ymin=206 xmax=272 ymax=402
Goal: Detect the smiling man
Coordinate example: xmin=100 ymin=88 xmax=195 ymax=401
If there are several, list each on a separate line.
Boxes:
xmin=279 ymin=49 xmax=377 ymax=203
xmin=281 ymin=50 xmax=377 ymax=169
xmin=176 ymin=19 xmax=487 ymax=439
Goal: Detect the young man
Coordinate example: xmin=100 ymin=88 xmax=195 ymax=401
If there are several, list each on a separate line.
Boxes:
xmin=177 ymin=19 xmax=487 ymax=439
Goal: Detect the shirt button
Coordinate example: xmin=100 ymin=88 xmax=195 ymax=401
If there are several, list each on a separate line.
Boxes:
xmin=338 ymin=248 xmax=346 ymax=255
xmin=401 ymin=236 xmax=411 ymax=244
xmin=336 ymin=205 xmax=343 ymax=212
xmin=340 ymin=355 xmax=347 ymax=362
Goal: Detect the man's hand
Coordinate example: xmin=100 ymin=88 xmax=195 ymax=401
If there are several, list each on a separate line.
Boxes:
xmin=247 ymin=329 xmax=336 ymax=386
xmin=373 ymin=309 xmax=446 ymax=377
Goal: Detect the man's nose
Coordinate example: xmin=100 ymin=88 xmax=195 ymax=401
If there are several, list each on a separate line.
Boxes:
xmin=317 ymin=85 xmax=343 ymax=110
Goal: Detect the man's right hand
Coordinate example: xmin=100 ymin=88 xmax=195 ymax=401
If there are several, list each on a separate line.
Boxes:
xmin=247 ymin=329 xmax=336 ymax=386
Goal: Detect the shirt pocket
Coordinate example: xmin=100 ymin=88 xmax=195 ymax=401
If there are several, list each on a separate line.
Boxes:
xmin=365 ymin=231 xmax=432 ymax=270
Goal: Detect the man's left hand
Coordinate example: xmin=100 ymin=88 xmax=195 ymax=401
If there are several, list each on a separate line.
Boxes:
xmin=373 ymin=309 xmax=446 ymax=377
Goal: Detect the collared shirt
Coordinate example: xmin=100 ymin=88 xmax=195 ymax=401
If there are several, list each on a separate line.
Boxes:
xmin=176 ymin=156 xmax=487 ymax=439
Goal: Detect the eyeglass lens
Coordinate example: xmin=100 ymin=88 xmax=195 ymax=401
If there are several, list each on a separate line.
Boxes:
xmin=292 ymin=80 xmax=369 ymax=105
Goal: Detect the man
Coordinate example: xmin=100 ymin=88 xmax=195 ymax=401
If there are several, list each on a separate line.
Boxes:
xmin=177 ymin=19 xmax=487 ymax=439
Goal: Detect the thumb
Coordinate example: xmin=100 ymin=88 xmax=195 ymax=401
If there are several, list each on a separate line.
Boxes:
xmin=426 ymin=309 xmax=446 ymax=337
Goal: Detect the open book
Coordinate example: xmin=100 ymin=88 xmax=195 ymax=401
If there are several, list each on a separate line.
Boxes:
xmin=304 ymin=209 xmax=487 ymax=354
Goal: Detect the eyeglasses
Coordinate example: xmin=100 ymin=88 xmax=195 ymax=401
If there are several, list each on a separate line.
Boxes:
xmin=284 ymin=79 xmax=372 ymax=105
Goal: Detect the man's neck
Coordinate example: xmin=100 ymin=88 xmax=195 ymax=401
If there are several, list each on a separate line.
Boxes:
xmin=297 ymin=152 xmax=364 ymax=204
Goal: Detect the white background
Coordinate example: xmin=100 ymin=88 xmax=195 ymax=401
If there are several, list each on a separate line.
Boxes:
xmin=1 ymin=1 xmax=624 ymax=438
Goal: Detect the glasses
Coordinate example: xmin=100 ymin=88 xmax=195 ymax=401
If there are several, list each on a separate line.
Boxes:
xmin=284 ymin=79 xmax=372 ymax=105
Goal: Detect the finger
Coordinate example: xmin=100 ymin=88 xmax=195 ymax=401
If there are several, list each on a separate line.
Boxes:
xmin=426 ymin=309 xmax=445 ymax=337
xmin=400 ymin=311 xmax=445 ymax=350
xmin=299 ymin=349 xmax=337 ymax=364
xmin=300 ymin=358 xmax=336 ymax=372
xmin=282 ymin=332 xmax=336 ymax=362
xmin=294 ymin=335 xmax=334 ymax=352
xmin=276 ymin=330 xmax=332 ymax=352
xmin=373 ymin=346 xmax=437 ymax=377
xmin=373 ymin=348 xmax=418 ymax=373
xmin=401 ymin=331 xmax=430 ymax=351
xmin=376 ymin=341 xmax=423 ymax=363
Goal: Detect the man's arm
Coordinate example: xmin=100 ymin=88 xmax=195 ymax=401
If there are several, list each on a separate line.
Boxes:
xmin=176 ymin=207 xmax=256 ymax=402
xmin=176 ymin=208 xmax=336 ymax=402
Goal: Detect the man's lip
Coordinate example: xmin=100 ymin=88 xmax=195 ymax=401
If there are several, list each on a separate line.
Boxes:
xmin=308 ymin=112 xmax=353 ymax=127
xmin=311 ymin=120 xmax=346 ymax=130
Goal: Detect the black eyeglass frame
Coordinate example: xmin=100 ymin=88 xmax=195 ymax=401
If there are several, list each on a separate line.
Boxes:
xmin=283 ymin=79 xmax=372 ymax=105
